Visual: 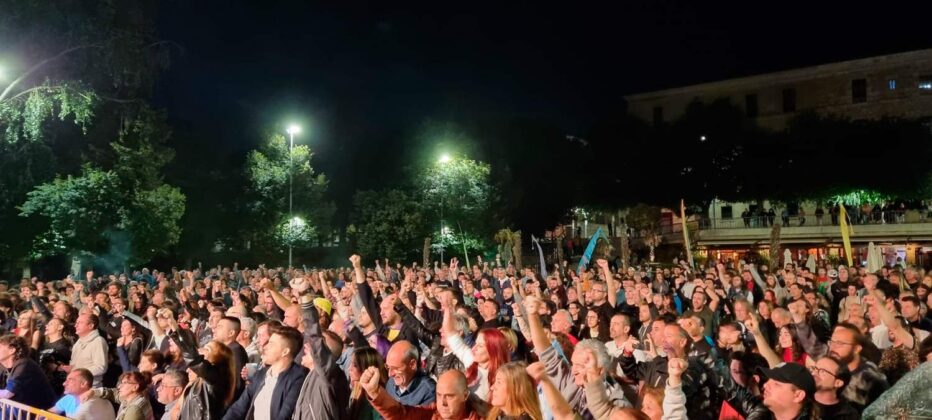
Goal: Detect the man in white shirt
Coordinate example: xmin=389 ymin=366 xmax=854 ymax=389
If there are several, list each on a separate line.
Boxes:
xmin=49 ymin=368 xmax=115 ymax=420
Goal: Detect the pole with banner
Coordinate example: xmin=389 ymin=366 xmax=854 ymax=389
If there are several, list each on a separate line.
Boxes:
xmin=838 ymin=205 xmax=854 ymax=266
xmin=577 ymin=227 xmax=604 ymax=275
xmin=680 ymin=199 xmax=694 ymax=269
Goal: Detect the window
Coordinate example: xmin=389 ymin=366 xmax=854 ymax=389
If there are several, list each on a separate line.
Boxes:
xmin=919 ymin=76 xmax=932 ymax=90
xmin=652 ymin=106 xmax=664 ymax=125
xmin=888 ymin=79 xmax=897 ymax=90
xmin=782 ymin=88 xmax=796 ymax=113
xmin=721 ymin=206 xmax=733 ymax=219
xmin=852 ymin=78 xmax=867 ymax=103
xmin=745 ymin=94 xmax=759 ymax=117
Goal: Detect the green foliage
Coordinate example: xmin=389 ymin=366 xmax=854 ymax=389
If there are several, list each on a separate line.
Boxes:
xmin=828 ymin=189 xmax=888 ymax=206
xmin=351 ymin=189 xmax=425 ymax=261
xmin=0 ymin=82 xmax=97 ymax=143
xmin=245 ymin=133 xmax=335 ymax=253
xmin=416 ymin=155 xmax=493 ymax=243
xmin=19 ymin=166 xmax=122 ymax=258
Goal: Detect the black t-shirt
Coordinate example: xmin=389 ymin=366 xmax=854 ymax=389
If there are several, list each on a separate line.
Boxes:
xmin=4 ymin=358 xmax=57 ymax=409
xmin=816 ymin=399 xmax=859 ymax=420
xmin=591 ymin=301 xmax=615 ymax=324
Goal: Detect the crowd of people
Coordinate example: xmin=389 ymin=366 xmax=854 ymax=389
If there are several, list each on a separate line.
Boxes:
xmin=0 ymin=253 xmax=930 ymax=420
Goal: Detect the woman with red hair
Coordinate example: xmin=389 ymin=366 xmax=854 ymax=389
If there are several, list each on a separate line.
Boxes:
xmin=442 ymin=300 xmax=510 ymax=401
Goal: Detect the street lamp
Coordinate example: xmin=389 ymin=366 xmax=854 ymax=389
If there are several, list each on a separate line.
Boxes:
xmin=287 ymin=124 xmax=301 ymax=268
xmin=437 ymin=154 xmax=450 ymax=262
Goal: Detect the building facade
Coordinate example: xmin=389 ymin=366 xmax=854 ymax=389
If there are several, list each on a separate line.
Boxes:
xmin=625 ymin=48 xmax=932 ymax=131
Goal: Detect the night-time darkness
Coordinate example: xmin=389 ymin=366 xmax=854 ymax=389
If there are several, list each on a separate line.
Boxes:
xmin=1 ymin=2 xmax=932 ymax=419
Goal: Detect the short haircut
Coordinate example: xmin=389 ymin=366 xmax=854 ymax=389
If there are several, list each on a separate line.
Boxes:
xmin=221 ymin=316 xmax=242 ymax=334
xmin=576 ymin=339 xmax=611 ymax=370
xmin=271 ymin=326 xmax=303 ymax=359
xmin=834 ymin=322 xmax=867 ymax=347
xmin=240 ymin=317 xmax=257 ymax=338
xmin=162 ymin=369 xmax=189 ymax=388
xmin=72 ymin=368 xmax=93 ymax=386
xmin=83 ymin=314 xmax=100 ymax=328
xmin=901 ymin=295 xmax=921 ymax=307
xmin=612 ymin=313 xmax=631 ymax=327
xmin=142 ymin=349 xmax=166 ymax=370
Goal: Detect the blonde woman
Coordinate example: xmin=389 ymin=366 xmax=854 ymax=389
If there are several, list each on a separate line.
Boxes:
xmin=487 ymin=362 xmax=543 ymax=420
xmin=168 ymin=333 xmax=235 ymax=419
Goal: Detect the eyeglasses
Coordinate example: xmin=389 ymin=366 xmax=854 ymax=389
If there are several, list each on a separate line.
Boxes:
xmin=120 ymin=380 xmax=139 ymax=386
xmin=809 ymin=365 xmax=837 ymax=379
xmin=827 ymin=339 xmax=855 ymax=347
xmin=157 ymin=383 xmax=181 ymax=390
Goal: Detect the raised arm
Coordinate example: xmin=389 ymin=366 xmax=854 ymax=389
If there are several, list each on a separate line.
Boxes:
xmin=598 ymin=259 xmax=617 ymax=307
xmin=291 ymin=277 xmax=336 ymax=374
xmin=866 ymin=291 xmax=913 ymax=348
xmin=745 ymin=316 xmax=782 ymax=368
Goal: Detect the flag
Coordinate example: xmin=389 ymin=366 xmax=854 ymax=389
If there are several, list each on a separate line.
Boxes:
xmin=577 ymin=227 xmax=604 ymax=275
xmin=839 ymin=205 xmax=853 ymax=266
xmin=680 ymin=199 xmax=694 ymax=268
xmin=531 ymin=235 xmax=548 ymax=279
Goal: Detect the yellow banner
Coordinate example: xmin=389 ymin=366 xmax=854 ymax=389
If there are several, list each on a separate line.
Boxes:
xmin=839 ymin=205 xmax=853 ymax=266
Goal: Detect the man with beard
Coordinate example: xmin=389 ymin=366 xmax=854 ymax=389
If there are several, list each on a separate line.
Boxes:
xmin=811 ymin=355 xmax=859 ymax=419
xmin=828 ymin=322 xmax=889 ymax=411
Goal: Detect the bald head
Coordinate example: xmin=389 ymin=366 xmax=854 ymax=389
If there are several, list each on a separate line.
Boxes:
xmin=438 ymin=369 xmax=467 ymax=393
xmin=386 ymin=340 xmax=418 ymax=388
xmin=436 ymin=370 xmax=469 ymax=420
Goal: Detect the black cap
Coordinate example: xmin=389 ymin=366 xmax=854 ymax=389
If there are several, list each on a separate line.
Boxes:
xmin=757 ymin=363 xmax=815 ymax=397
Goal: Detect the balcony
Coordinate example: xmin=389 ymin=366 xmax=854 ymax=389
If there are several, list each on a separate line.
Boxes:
xmin=678 ymin=210 xmax=932 ymax=247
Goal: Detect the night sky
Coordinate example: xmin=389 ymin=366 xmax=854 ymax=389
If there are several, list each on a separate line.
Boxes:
xmin=154 ymin=0 xmax=932 ymax=198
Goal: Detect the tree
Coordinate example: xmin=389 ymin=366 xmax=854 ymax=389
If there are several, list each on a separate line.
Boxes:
xmin=0 ymin=1 xmax=179 ymax=275
xmin=244 ymin=133 xmax=335 ymax=260
xmin=626 ymin=204 xmax=663 ymax=262
xmin=417 ymin=155 xmax=493 ymax=258
xmin=350 ymin=189 xmax=425 ymax=261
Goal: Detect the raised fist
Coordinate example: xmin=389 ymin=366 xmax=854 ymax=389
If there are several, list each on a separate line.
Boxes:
xmin=359 ymin=366 xmax=381 ymax=397
xmin=668 ymin=358 xmax=688 ymax=379
xmin=349 ymin=255 xmax=362 ymax=268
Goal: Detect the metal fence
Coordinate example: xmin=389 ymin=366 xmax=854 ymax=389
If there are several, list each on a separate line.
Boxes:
xmin=0 ymin=399 xmax=69 ymax=420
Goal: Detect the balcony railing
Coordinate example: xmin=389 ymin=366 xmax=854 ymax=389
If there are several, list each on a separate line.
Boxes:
xmin=696 ymin=210 xmax=932 ymax=230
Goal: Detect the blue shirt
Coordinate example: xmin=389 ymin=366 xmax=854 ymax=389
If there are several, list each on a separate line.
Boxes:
xmin=386 ymin=372 xmax=436 ymax=406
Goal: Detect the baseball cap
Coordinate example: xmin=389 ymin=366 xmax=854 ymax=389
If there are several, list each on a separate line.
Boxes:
xmin=757 ymin=363 xmax=815 ymax=397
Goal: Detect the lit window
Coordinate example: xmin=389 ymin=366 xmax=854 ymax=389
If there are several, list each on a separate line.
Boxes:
xmin=920 ymin=76 xmax=932 ymax=90
xmin=888 ymin=79 xmax=896 ymax=90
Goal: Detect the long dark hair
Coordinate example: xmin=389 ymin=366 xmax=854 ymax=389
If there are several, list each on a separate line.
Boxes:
xmin=348 ymin=347 xmax=387 ymax=419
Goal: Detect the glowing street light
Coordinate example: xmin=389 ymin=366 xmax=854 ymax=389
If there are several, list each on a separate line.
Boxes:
xmin=287 ymin=124 xmax=301 ymax=268
xmin=438 ymin=154 xmax=451 ymax=164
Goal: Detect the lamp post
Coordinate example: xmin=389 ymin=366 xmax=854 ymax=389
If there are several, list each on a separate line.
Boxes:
xmin=438 ymin=154 xmax=451 ymax=263
xmin=287 ymin=124 xmax=301 ymax=268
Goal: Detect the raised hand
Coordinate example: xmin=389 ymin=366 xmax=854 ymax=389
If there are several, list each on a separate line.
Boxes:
xmin=523 ymin=295 xmax=541 ymax=315
xmin=526 ymin=361 xmax=547 ymax=382
xmin=349 ymin=254 xmax=362 ymax=268
xmin=359 ymin=366 xmax=381 ymax=397
xmin=667 ymin=358 xmax=688 ymax=381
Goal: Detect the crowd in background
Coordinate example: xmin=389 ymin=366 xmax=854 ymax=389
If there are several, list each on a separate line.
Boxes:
xmin=0 ymin=253 xmax=930 ymax=420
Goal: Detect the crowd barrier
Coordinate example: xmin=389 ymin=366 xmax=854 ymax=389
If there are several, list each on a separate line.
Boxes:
xmin=0 ymin=399 xmax=69 ymax=420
